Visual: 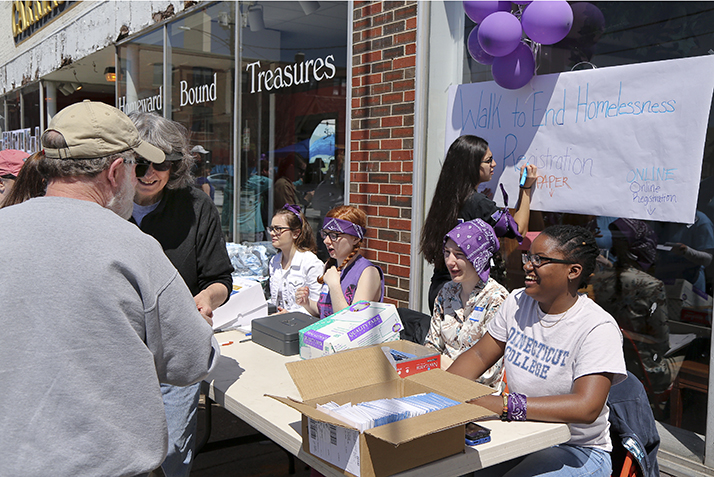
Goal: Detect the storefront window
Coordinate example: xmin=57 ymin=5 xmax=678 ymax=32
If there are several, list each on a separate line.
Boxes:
xmin=117 ymin=29 xmax=164 ymax=116
xmin=236 ymin=1 xmax=348 ymax=256
xmin=457 ymin=1 xmax=714 ymax=441
xmin=168 ymin=2 xmax=236 ymax=238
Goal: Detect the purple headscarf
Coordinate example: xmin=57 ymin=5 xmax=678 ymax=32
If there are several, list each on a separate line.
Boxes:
xmin=444 ymin=218 xmax=499 ymax=283
xmin=322 ymin=216 xmax=365 ymax=239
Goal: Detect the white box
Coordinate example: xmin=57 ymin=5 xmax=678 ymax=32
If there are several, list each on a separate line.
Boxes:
xmin=664 ymin=278 xmax=713 ymax=323
xmin=212 ymin=276 xmax=268 ymax=331
xmin=299 ymin=301 xmax=402 ymax=359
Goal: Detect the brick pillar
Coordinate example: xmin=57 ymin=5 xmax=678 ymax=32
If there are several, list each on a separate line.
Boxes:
xmin=351 ymin=1 xmax=417 ymax=308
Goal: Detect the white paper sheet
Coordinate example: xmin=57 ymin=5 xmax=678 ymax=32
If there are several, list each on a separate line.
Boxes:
xmin=446 ymin=55 xmax=714 ymax=224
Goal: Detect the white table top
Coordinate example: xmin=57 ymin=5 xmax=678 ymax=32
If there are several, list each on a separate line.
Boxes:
xmin=204 ymin=330 xmax=570 ymax=476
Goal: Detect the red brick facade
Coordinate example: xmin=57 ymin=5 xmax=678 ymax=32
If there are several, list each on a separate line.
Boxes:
xmin=350 ymin=1 xmax=417 ymax=308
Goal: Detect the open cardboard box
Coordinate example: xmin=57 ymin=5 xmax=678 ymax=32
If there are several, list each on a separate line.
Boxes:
xmin=270 ymin=343 xmax=495 ymax=477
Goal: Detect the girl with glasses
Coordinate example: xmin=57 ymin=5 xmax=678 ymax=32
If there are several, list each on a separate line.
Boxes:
xmin=296 ymin=205 xmax=384 ymax=319
xmin=448 ymin=225 xmax=626 ymax=477
xmin=268 ymin=204 xmax=323 ymax=313
xmin=424 ymin=219 xmax=509 ymax=390
xmin=420 ymin=135 xmax=538 ymax=314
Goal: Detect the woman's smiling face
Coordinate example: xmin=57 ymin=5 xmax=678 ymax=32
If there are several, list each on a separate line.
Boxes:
xmin=134 ymin=164 xmax=171 ymax=205
xmin=523 ymin=234 xmax=574 ymax=308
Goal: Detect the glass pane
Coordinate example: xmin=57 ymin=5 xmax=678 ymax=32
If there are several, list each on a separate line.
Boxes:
xmin=238 ymin=1 xmax=348 ymax=260
xmin=117 ymin=28 xmax=164 ymax=115
xmin=169 ymin=2 xmax=236 ymax=239
xmin=462 ymin=2 xmax=714 ymax=437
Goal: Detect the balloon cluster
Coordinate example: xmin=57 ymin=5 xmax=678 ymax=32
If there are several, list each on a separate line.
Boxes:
xmin=464 ymin=0 xmax=574 ymax=90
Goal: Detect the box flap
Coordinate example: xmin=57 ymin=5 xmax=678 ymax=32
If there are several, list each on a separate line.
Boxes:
xmin=364 ymin=403 xmax=493 ymax=445
xmin=404 ymin=368 xmax=493 ymax=402
xmin=267 ymin=395 xmax=359 ymax=430
xmin=286 ymin=345 xmax=401 ymax=401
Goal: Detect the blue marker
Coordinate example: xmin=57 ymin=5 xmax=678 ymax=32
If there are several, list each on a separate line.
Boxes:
xmin=519 ymin=162 xmax=529 ymax=187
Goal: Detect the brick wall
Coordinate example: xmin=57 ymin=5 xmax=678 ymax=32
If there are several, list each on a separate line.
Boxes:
xmin=350 ymin=1 xmax=417 ymax=308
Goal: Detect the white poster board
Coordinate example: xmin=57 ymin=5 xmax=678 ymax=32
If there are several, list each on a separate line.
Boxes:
xmin=446 ymin=55 xmax=714 ymax=224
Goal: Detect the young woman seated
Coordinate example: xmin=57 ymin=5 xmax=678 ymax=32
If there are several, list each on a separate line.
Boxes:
xmin=448 ymin=225 xmax=626 ymax=477
xmin=268 ymin=204 xmax=323 ymax=313
xmin=297 ymin=205 xmax=384 ymax=318
xmin=424 ymin=219 xmax=509 ymax=390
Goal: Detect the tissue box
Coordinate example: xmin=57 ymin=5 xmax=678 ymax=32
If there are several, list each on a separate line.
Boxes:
xmin=299 ymin=302 xmax=402 ymax=360
xmin=379 ymin=340 xmax=441 ymax=377
xmin=212 ymin=276 xmax=268 ymax=331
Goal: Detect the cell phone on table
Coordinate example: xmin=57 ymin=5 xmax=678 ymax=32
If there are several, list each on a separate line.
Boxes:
xmin=465 ymin=422 xmax=491 ymax=446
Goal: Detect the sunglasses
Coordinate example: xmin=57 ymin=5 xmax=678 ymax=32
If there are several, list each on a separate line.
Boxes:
xmin=134 ymin=159 xmax=173 ymax=178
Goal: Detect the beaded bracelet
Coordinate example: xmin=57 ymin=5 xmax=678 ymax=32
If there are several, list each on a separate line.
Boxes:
xmin=507 ymin=392 xmax=528 ymax=421
xmin=500 ymin=393 xmax=509 ymax=421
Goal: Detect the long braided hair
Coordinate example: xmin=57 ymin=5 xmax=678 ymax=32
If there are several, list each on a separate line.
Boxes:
xmin=317 ymin=205 xmax=367 ymax=284
xmin=540 ymin=224 xmax=599 ymax=288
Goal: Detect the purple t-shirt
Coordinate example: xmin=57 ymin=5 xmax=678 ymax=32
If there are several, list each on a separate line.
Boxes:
xmin=317 ymin=254 xmax=384 ymax=319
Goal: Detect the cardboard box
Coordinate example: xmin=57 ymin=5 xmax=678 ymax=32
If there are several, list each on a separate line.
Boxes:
xmin=270 ymin=344 xmax=495 ymax=477
xmin=212 ymin=276 xmax=268 ymax=331
xmin=379 ymin=340 xmax=441 ymax=377
xmin=663 ymin=278 xmax=713 ymax=324
xmin=299 ymin=301 xmax=402 ymax=360
xmin=252 ymin=312 xmax=320 ymax=356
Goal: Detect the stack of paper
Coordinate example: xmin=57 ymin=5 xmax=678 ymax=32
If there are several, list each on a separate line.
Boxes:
xmin=318 ymin=392 xmax=460 ymax=432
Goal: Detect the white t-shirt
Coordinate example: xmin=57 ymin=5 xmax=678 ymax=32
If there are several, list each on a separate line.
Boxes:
xmin=269 ymin=249 xmax=324 ymax=312
xmin=487 ymin=289 xmax=627 ymax=451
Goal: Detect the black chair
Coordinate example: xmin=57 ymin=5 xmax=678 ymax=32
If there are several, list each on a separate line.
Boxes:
xmin=397 ymin=307 xmax=431 ymax=345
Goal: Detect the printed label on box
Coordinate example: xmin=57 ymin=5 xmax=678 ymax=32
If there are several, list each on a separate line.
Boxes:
xmin=304 ymin=330 xmax=330 ymax=350
xmin=308 ymin=418 xmax=360 ymax=477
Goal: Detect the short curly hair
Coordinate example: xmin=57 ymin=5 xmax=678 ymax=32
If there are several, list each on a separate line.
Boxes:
xmin=128 ymin=112 xmax=195 ymax=189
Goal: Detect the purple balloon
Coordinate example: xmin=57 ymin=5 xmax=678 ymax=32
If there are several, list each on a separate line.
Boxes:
xmin=463 ymin=0 xmax=511 ymax=24
xmin=478 ymin=12 xmax=522 ymax=58
xmin=491 ymin=43 xmax=535 ymax=90
xmin=468 ymin=26 xmax=495 ymax=65
xmin=521 ymin=0 xmax=574 ymax=45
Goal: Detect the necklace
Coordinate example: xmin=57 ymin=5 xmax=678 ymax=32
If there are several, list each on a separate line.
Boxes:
xmin=539 ymin=313 xmax=566 ymax=328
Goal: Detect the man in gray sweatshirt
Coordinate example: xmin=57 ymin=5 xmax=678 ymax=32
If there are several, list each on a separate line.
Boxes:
xmin=0 ymin=100 xmax=220 ymax=476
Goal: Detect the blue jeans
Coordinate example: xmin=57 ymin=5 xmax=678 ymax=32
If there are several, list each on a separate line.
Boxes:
xmin=160 ymin=382 xmax=201 ymax=477
xmin=474 ymin=444 xmax=611 ymax=477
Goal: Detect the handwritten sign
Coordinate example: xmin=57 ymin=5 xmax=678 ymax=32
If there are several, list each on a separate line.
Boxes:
xmin=446 ymin=55 xmax=714 ymax=224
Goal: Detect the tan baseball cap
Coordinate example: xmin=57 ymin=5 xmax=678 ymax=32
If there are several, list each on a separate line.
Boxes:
xmin=43 ymin=100 xmax=165 ymax=164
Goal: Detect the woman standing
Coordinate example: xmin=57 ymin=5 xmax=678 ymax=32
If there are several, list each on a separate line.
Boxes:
xmin=129 ymin=112 xmax=234 ymax=477
xmin=420 ymin=135 xmax=537 ymax=312
xmin=296 ymin=205 xmax=384 ymax=318
xmin=448 ymin=225 xmax=626 ymax=477
xmin=424 ymin=219 xmax=509 ymax=389
xmin=268 ymin=204 xmax=324 ymax=313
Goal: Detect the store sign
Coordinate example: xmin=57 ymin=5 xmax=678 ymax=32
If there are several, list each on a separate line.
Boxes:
xmin=446 ymin=55 xmax=714 ymax=224
xmin=118 ymin=87 xmax=162 ymax=115
xmin=246 ymin=55 xmax=337 ymax=94
xmin=12 ymin=1 xmax=72 ymax=43
xmin=180 ymin=73 xmax=217 ymax=106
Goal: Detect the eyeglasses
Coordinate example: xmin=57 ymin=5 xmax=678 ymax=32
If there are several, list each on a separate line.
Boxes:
xmin=521 ymin=253 xmax=576 ymax=268
xmin=268 ymin=225 xmax=292 ymax=235
xmin=320 ymin=230 xmax=343 ymax=241
xmin=481 ymin=156 xmax=494 ymax=165
xmin=134 ymin=159 xmax=173 ymax=178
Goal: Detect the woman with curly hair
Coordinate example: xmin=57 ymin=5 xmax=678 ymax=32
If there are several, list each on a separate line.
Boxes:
xmin=129 ymin=111 xmax=234 ymax=477
xmin=296 ymin=205 xmax=384 ymax=318
xmin=449 ymin=225 xmax=626 ymax=477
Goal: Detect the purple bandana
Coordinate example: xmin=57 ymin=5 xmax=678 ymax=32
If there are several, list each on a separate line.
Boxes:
xmin=322 ymin=216 xmax=365 ymax=239
xmin=282 ymin=203 xmax=303 ymax=225
xmin=444 ymin=218 xmax=499 ymax=283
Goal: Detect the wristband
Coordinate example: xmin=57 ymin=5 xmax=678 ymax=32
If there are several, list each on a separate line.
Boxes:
xmin=519 ymin=185 xmax=532 ymax=190
xmin=507 ymin=392 xmax=527 ymax=421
